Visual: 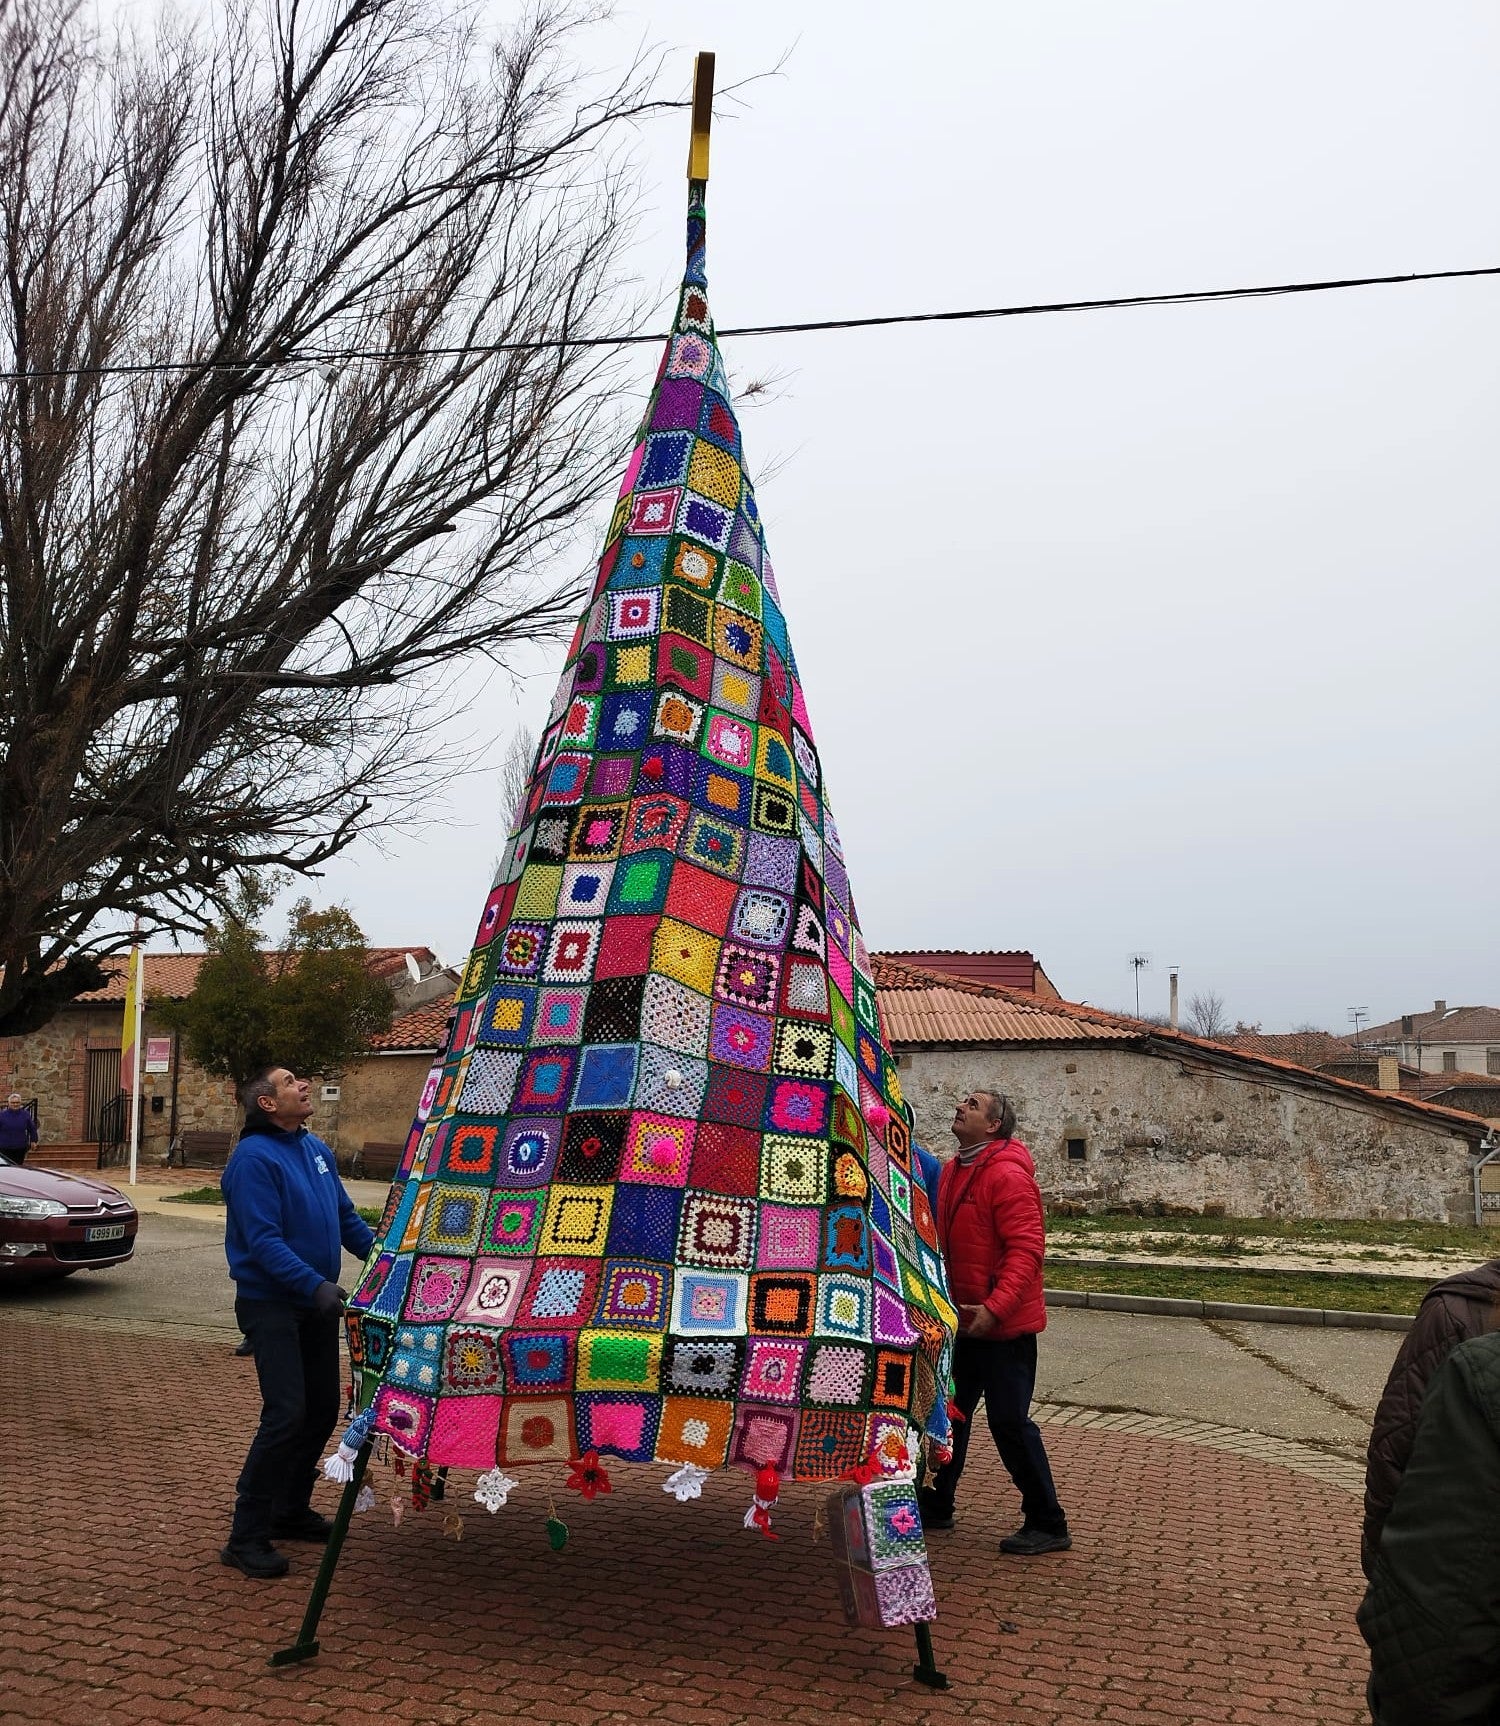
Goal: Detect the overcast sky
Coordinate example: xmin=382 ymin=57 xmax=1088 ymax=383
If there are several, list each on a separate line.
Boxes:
xmin=295 ymin=0 xmax=1498 ymax=1032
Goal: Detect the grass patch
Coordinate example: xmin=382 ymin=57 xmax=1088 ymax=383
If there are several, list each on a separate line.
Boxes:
xmin=357 ymin=1207 xmax=382 ymax=1225
xmin=159 ymin=1186 xmax=224 ymax=1205
xmin=1047 ymin=1210 xmax=1483 ymax=1254
xmin=1045 ymin=1260 xmax=1428 ymax=1315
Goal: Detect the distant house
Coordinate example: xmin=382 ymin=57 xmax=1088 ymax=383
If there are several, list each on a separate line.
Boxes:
xmin=1354 ymin=1002 xmax=1500 ymax=1079
xmin=0 ymin=946 xmax=458 ymax=1167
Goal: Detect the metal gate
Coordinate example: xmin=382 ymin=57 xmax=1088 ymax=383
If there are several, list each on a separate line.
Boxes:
xmin=85 ymin=1048 xmax=124 ymax=1166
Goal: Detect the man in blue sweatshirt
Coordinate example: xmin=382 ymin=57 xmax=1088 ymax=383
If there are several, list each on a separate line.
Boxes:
xmin=220 ymin=1065 xmax=374 ymax=1579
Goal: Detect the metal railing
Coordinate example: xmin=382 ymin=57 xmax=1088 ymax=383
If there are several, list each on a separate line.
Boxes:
xmin=97 ymin=1093 xmax=127 ymax=1167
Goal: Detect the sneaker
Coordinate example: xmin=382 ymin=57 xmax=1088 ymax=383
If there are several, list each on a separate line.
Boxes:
xmin=916 ymin=1486 xmax=954 ymax=1532
xmin=270 ymin=1508 xmax=334 ymax=1543
xmin=220 ymin=1539 xmax=290 ymax=1579
xmin=999 ymin=1525 xmax=1072 ymax=1556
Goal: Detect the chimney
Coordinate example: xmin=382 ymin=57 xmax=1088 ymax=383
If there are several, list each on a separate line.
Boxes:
xmin=1434 ymin=1000 xmax=1447 ymax=1016
xmin=1168 ymin=969 xmax=1180 ymax=1031
xmin=1377 ymin=1055 xmax=1400 ymax=1092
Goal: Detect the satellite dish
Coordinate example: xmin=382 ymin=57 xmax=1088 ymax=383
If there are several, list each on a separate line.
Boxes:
xmin=403 ymin=952 xmax=422 ymax=985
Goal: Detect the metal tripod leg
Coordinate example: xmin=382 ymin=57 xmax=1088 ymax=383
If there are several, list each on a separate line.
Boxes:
xmin=269 ymin=1440 xmax=372 ymax=1667
xmin=911 ymin=1620 xmax=949 ymax=1689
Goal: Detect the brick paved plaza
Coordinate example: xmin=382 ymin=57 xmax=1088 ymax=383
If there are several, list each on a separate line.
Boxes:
xmin=0 ymin=1313 xmax=1371 ymax=1725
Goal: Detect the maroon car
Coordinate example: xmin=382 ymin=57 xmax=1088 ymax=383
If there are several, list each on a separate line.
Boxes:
xmin=0 ymin=1154 xmax=139 ymax=1279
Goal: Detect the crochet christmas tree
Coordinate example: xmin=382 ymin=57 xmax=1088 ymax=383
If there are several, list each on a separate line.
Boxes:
xmin=345 ymin=82 xmax=957 ymax=1577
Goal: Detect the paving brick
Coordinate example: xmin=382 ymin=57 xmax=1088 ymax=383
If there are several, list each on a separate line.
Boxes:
xmin=0 ymin=1313 xmax=1373 ymax=1725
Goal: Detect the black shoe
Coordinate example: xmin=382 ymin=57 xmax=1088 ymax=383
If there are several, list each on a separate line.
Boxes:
xmin=999 ymin=1525 xmax=1072 ymax=1555
xmin=270 ymin=1508 xmax=334 ymax=1543
xmin=916 ymin=1486 xmax=954 ymax=1532
xmin=220 ymin=1539 xmax=290 ymax=1578
xmin=234 ymin=1337 xmax=254 ymax=1357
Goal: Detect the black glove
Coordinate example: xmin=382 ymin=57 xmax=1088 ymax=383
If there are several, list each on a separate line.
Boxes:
xmin=312 ymin=1280 xmax=348 ymax=1318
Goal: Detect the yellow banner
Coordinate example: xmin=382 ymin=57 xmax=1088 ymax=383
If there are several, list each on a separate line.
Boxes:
xmin=120 ymin=946 xmax=142 ymax=1091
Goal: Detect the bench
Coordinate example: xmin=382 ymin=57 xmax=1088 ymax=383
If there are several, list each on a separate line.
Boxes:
xmin=177 ymin=1130 xmax=234 ymax=1169
xmin=356 ymin=1142 xmax=404 ymax=1182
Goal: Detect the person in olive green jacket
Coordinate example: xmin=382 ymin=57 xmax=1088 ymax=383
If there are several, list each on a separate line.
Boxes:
xmin=1359 ymin=1328 xmax=1500 ymax=1725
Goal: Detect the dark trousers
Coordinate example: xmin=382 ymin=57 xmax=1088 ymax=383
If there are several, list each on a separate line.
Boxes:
xmin=931 ymin=1332 xmax=1067 ymax=1533
xmin=231 ymin=1297 xmax=341 ymax=1543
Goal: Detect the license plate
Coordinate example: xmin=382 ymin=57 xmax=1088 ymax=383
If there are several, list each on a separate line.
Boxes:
xmin=86 ymin=1224 xmax=126 ymax=1242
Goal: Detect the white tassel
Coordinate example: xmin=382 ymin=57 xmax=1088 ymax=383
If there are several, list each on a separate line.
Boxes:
xmin=323 ymin=1440 xmax=359 ymax=1484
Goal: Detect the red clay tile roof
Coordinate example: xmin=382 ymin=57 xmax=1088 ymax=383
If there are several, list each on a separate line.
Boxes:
xmin=77 ymin=953 xmax=208 ymax=1002
xmin=369 ymin=999 xmax=454 ymax=1053
xmin=1357 ymin=1005 xmax=1500 ymax=1046
xmin=1224 ymin=1031 xmax=1352 ymax=1066
xmin=76 ymin=946 xmax=442 ymax=1004
xmin=873 ymin=956 xmax=1131 ymax=1045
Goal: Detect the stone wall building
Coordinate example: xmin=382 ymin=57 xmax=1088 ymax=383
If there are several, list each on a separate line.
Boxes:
xmin=0 ymin=946 xmax=456 ymax=1167
xmin=876 ymin=958 xmax=1490 ymax=1224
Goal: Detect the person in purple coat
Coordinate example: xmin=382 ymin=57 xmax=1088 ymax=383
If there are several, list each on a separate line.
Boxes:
xmin=0 ymin=1093 xmax=38 ymax=1164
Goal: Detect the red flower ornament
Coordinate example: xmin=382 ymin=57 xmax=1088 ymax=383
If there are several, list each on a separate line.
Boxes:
xmin=565 ymin=1449 xmax=613 ymax=1502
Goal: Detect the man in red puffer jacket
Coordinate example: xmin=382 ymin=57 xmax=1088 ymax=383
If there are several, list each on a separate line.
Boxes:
xmin=918 ymin=1089 xmax=1070 ymax=1555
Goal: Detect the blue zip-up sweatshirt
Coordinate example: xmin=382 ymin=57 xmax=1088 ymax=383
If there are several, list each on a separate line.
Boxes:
xmin=222 ymin=1123 xmax=375 ymax=1303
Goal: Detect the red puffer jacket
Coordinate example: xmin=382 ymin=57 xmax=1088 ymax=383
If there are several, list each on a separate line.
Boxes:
xmin=935 ymin=1138 xmax=1047 ymax=1338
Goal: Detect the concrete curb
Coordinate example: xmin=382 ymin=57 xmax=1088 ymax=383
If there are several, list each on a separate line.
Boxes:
xmin=1045 ymin=1287 xmax=1412 ymax=1332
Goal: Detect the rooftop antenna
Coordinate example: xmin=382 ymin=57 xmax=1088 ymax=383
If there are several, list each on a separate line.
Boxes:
xmin=1348 ymin=1007 xmax=1370 ymax=1047
xmin=1128 ymin=952 xmax=1152 ymax=1018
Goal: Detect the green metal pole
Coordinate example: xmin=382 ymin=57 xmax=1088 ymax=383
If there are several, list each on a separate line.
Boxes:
xmin=911 ymin=1620 xmax=949 ymax=1689
xmin=269 ymin=1439 xmax=372 ymax=1667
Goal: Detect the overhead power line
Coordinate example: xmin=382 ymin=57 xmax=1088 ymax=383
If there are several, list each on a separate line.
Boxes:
xmin=0 ymin=262 xmax=1494 ymax=386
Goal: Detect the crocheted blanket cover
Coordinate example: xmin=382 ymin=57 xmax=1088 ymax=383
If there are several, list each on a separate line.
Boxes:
xmin=347 ymin=186 xmax=958 ymax=1488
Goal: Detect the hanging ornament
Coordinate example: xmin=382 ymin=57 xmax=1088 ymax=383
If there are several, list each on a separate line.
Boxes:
xmin=840 ymin=1454 xmax=880 ymax=1488
xmin=322 ymin=1405 xmax=377 ymax=1483
xmin=390 ymin=1493 xmax=406 ymax=1527
xmin=412 ymin=1461 xmax=434 ymax=1510
xmin=662 ymin=1462 xmax=709 ymax=1502
xmin=474 ymin=1468 xmax=519 ymax=1513
xmin=743 ymin=1462 xmax=781 ymax=1539
xmin=353 ymin=1484 xmax=377 ymax=1514
xmin=564 ymin=1449 xmax=612 ymax=1502
xmin=441 ymin=1510 xmax=464 ymax=1542
xmin=546 ymin=1490 xmax=569 ymax=1551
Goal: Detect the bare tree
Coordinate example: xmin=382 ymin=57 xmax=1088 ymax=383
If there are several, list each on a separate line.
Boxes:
xmin=0 ymin=0 xmax=673 ymax=1034
xmin=1186 ymin=990 xmax=1231 ymax=1040
xmin=499 ymin=724 xmax=537 ymax=838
